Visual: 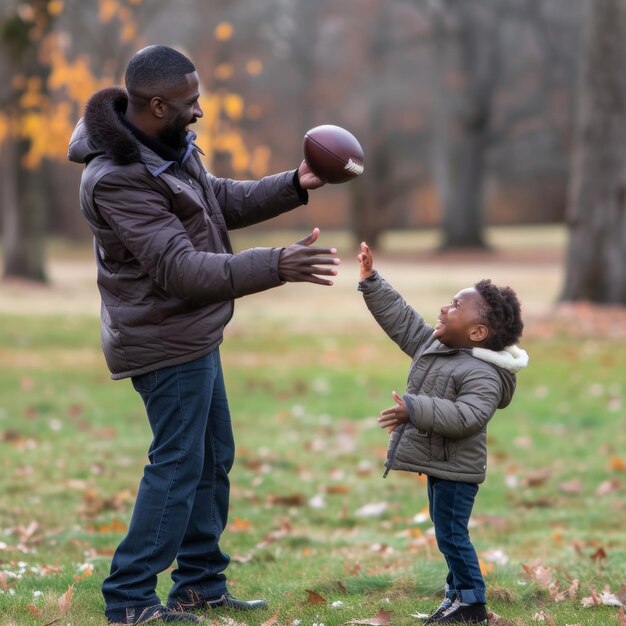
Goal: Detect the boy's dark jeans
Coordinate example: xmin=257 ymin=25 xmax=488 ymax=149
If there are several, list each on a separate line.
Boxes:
xmin=427 ymin=477 xmax=486 ymax=605
xmin=103 ymin=350 xmax=234 ymax=616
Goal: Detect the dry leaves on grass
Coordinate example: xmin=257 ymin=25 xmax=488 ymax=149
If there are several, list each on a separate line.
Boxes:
xmin=26 ymin=584 xmax=74 ymax=621
xmin=305 ymin=589 xmax=328 ymax=605
xmin=486 ymin=610 xmax=517 ymax=625
xmin=523 ymin=562 xmax=626 ymax=615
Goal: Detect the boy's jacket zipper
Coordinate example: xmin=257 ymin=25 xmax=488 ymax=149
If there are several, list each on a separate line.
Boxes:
xmin=383 ymin=422 xmax=408 ymax=477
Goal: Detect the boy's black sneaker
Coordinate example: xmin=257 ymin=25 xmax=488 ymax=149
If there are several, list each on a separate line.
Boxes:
xmin=433 ymin=600 xmax=487 ymax=624
xmin=423 ymin=598 xmax=453 ymax=624
xmin=106 ymin=604 xmax=200 ymax=624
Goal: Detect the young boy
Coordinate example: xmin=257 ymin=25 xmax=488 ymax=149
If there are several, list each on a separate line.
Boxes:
xmin=357 ymin=242 xmax=528 ymax=625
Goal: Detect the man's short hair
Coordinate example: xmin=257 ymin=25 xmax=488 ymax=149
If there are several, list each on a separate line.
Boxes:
xmin=125 ymin=45 xmax=196 ymax=101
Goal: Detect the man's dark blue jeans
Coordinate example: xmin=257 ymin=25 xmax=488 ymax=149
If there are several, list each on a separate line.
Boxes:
xmin=427 ymin=477 xmax=486 ymax=605
xmin=103 ymin=350 xmax=234 ymax=617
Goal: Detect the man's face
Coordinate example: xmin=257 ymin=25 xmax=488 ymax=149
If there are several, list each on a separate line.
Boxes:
xmin=158 ymin=71 xmax=203 ymax=148
xmin=433 ymin=287 xmax=487 ymax=349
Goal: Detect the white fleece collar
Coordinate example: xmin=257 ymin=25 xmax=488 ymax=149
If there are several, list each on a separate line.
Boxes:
xmin=471 ymin=344 xmax=529 ymax=373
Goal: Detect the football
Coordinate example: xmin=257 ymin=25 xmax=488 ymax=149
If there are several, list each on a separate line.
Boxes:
xmin=303 ymin=124 xmax=365 ymax=184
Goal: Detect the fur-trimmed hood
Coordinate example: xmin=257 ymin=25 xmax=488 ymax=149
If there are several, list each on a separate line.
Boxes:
xmin=68 ymin=87 xmax=142 ymax=165
xmin=472 ymin=344 xmax=529 ymax=374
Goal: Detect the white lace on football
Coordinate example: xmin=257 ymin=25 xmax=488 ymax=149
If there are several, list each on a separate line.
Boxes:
xmin=344 ymin=158 xmax=364 ymax=175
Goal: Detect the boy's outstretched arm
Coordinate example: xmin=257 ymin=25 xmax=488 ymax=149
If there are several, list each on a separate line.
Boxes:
xmin=358 ymin=241 xmax=375 ymax=282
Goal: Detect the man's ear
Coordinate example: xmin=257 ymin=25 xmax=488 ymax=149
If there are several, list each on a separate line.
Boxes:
xmin=469 ymin=323 xmax=489 ymax=343
xmin=150 ymin=96 xmax=166 ymax=119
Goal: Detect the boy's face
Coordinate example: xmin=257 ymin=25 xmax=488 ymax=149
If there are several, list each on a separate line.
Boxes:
xmin=433 ymin=287 xmax=488 ymax=349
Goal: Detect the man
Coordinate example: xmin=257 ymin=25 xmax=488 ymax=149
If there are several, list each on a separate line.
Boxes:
xmin=68 ymin=45 xmax=340 ymax=625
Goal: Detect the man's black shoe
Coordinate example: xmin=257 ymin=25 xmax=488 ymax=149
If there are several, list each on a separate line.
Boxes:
xmin=107 ymin=604 xmax=200 ymax=624
xmin=432 ymin=600 xmax=487 ymax=624
xmin=168 ymin=590 xmax=268 ymax=613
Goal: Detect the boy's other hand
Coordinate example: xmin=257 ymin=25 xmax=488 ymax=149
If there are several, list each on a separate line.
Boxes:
xmin=358 ymin=241 xmax=374 ymax=281
xmin=378 ymin=390 xmax=409 ymax=432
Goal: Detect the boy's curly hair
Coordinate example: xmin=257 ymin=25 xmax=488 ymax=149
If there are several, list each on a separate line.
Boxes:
xmin=474 ymin=279 xmax=524 ymax=351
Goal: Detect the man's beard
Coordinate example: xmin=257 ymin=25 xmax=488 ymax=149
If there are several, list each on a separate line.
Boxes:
xmin=158 ymin=115 xmax=189 ymax=149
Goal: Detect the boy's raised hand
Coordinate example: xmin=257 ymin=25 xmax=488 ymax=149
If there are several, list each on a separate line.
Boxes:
xmin=358 ymin=241 xmax=374 ymax=281
xmin=378 ymin=391 xmax=409 ymax=432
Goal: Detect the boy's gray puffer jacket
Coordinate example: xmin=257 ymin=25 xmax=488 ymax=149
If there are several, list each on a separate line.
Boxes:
xmin=359 ymin=271 xmax=528 ymax=484
xmin=68 ymin=87 xmax=305 ymax=379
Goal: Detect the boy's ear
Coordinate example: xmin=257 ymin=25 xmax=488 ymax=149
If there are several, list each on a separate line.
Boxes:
xmin=469 ymin=323 xmax=489 ymax=343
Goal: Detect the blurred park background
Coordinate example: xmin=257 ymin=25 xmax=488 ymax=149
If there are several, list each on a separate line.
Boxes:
xmin=0 ymin=0 xmax=624 ymax=306
xmin=2 ymin=2 xmax=626 ymax=624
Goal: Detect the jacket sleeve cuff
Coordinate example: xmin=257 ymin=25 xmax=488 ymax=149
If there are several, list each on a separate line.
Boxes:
xmin=292 ymin=169 xmax=309 ymax=205
xmin=357 ymin=270 xmax=381 ymax=292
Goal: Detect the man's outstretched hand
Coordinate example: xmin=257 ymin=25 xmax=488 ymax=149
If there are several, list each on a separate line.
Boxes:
xmin=278 ymin=228 xmax=340 ymax=286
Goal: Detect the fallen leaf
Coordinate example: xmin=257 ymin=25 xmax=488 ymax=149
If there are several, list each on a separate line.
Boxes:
xmin=268 ymin=494 xmax=306 ymax=507
xmin=558 ymin=479 xmax=582 ymax=494
xmin=345 ymin=608 xmax=392 ymax=625
xmin=595 ymin=478 xmax=622 ymax=496
xmin=354 ymin=502 xmax=388 ymax=518
xmin=26 ymin=604 xmax=43 ymax=617
xmin=229 ymin=517 xmax=252 ymax=532
xmin=17 ymin=520 xmax=40 ymax=543
xmin=487 ymin=610 xmax=517 ymax=625
xmin=531 ymin=610 xmax=555 ymax=624
xmin=590 ymin=547 xmax=607 ymax=563
xmin=522 ymin=563 xmax=554 ymax=589
xmin=58 ymin=584 xmax=74 ymax=614
xmin=523 ymin=468 xmax=552 ymax=487
xmin=90 ymin=519 xmax=129 ymax=534
xmin=231 ymin=554 xmax=253 ymax=564
xmin=580 ymin=585 xmax=624 ymax=607
xmin=305 ymin=589 xmax=327 ymax=604
xmin=327 ymin=484 xmax=350 ymax=495
xmin=609 ymin=457 xmax=626 ymax=472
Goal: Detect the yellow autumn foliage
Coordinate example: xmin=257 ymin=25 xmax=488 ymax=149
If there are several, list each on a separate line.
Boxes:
xmin=48 ymin=50 xmax=111 ymax=107
xmin=246 ymin=58 xmax=263 ymax=76
xmin=0 ymin=0 xmax=267 ymax=177
xmin=215 ymin=63 xmax=234 ymax=81
xmin=222 ymin=94 xmax=244 ymax=121
xmin=0 ymin=116 xmax=8 ymax=143
xmin=214 ymin=21 xmax=234 ymax=41
xmin=250 ymin=146 xmax=271 ymax=179
xmin=47 ymin=0 xmax=64 ymax=16
xmin=99 ymin=0 xmax=119 ymax=23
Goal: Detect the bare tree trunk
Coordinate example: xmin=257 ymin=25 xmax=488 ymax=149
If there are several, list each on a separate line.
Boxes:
xmin=1 ymin=134 xmax=48 ymax=282
xmin=561 ymin=0 xmax=626 ymax=303
xmin=435 ymin=2 xmax=499 ymax=250
xmin=349 ymin=0 xmax=393 ymax=249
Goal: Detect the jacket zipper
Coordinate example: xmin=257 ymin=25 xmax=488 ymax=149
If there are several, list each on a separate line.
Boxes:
xmin=382 ymin=352 xmax=445 ymax=478
xmin=383 ymin=422 xmax=408 ymax=478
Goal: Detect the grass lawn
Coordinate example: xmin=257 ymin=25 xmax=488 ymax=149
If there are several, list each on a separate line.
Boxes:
xmin=1 ymin=228 xmax=625 ymax=625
